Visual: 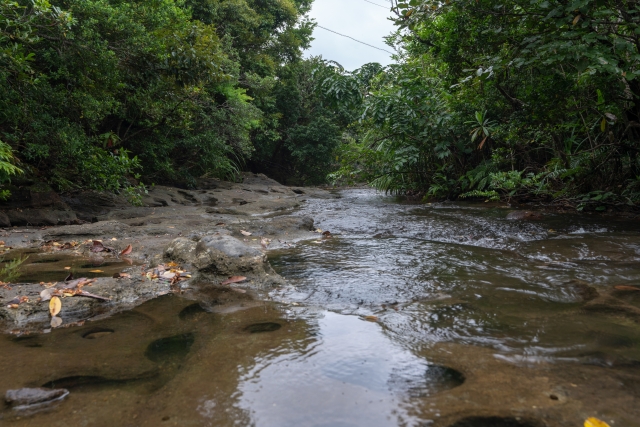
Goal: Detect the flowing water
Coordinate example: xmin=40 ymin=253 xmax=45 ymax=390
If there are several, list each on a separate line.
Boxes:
xmin=2 ymin=189 xmax=640 ymax=427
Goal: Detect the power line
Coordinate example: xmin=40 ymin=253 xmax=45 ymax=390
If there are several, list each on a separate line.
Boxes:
xmin=362 ymin=0 xmax=390 ymax=9
xmin=316 ymin=25 xmax=395 ymax=54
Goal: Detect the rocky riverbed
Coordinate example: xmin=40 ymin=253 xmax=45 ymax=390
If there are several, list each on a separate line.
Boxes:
xmin=0 ymin=173 xmax=338 ymax=333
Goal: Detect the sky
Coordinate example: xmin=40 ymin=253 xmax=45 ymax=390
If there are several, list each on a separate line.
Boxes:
xmin=304 ymin=0 xmax=398 ymax=71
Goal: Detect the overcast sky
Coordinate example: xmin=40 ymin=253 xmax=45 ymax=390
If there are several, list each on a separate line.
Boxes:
xmin=304 ymin=0 xmax=398 ymax=71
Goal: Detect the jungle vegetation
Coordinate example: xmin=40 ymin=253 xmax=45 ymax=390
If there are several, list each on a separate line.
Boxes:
xmin=3 ymin=0 xmax=640 ymax=210
xmin=324 ymin=0 xmax=640 ymax=210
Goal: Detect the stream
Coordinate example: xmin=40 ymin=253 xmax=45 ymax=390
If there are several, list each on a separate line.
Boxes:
xmin=2 ymin=189 xmax=640 ymax=426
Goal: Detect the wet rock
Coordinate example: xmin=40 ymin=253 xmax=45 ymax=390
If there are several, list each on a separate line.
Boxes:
xmin=0 ymin=211 xmax=10 ymax=227
xmin=62 ymin=191 xmax=131 ymax=222
xmin=6 ymin=208 xmax=78 ymax=226
xmin=44 ymin=220 xmax=131 ymax=239
xmin=506 ymin=211 xmax=543 ymax=220
xmin=583 ymin=295 xmax=640 ymax=322
xmin=144 ymin=333 xmax=195 ymax=363
xmin=0 ymin=275 xmax=171 ymax=332
xmin=165 ymin=235 xmax=281 ymax=285
xmin=247 ymin=216 xmax=314 ymax=236
xmin=204 ymin=207 xmax=247 ymax=215
xmin=566 ymin=279 xmax=599 ymax=302
xmin=244 ymin=322 xmax=282 ymax=333
xmin=5 ymin=387 xmax=69 ymax=411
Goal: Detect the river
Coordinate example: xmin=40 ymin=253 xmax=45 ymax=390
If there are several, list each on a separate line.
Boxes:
xmin=2 ymin=189 xmax=639 ymax=426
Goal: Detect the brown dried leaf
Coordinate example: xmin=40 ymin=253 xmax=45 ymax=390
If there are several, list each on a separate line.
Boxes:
xmin=240 ymin=230 xmax=252 ymax=236
xmin=90 ymin=240 xmax=105 ymax=252
xmin=120 ymin=244 xmax=132 ymax=256
xmin=221 ymin=276 xmax=248 ymax=285
xmin=363 ymin=315 xmax=378 ymax=322
xmin=113 ymin=272 xmax=131 ymax=279
xmin=614 ymin=285 xmax=640 ymax=291
xmin=89 ymin=270 xmax=104 ymax=273
xmin=49 ymin=296 xmax=61 ymax=317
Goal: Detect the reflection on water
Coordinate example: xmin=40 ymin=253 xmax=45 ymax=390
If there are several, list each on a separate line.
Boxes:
xmin=237 ymin=311 xmax=462 ymax=427
xmin=1 ymin=189 xmax=640 ymax=426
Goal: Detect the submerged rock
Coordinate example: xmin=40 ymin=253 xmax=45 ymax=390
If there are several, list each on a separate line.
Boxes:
xmin=506 ymin=210 xmax=543 ymax=220
xmin=5 ymin=387 xmax=69 ymax=411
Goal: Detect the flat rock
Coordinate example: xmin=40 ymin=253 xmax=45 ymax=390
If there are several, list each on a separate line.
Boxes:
xmin=6 ymin=209 xmax=78 ymax=226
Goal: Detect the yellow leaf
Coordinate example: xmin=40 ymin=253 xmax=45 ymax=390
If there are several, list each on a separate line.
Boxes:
xmin=89 ymin=270 xmax=104 ymax=273
xmin=573 ymin=14 xmax=581 ymax=25
xmin=600 ymin=118 xmax=606 ymax=132
xmin=585 ymin=418 xmax=611 ymax=427
xmin=49 ymin=296 xmax=61 ymax=317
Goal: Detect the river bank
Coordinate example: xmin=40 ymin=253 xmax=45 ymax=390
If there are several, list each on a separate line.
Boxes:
xmin=0 ymin=173 xmax=338 ymax=333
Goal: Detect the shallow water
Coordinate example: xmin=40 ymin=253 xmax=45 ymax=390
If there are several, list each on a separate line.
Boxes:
xmin=2 ymin=189 xmax=640 ymax=426
xmin=0 ymin=248 xmax=137 ymax=282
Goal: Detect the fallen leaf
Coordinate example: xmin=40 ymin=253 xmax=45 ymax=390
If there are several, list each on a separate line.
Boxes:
xmin=40 ymin=288 xmax=54 ymax=302
xmin=315 ymin=228 xmax=323 ymax=233
xmin=221 ymin=276 xmax=247 ymax=285
xmin=363 ymin=315 xmax=378 ymax=322
xmin=90 ymin=240 xmax=105 ymax=253
xmin=50 ymin=316 xmax=63 ymax=328
xmin=0 ymin=240 xmax=4 ymax=245
xmin=216 ymin=223 xmax=225 ymax=226
xmin=49 ymin=296 xmax=61 ymax=317
xmin=614 ymin=285 xmax=640 ymax=291
xmin=8 ymin=304 xmax=19 ymax=309
xmin=111 ymin=238 xmax=117 ymax=241
xmin=78 ymin=291 xmax=110 ymax=301
xmin=261 ymin=237 xmax=270 ymax=250
xmin=113 ymin=272 xmax=131 ymax=279
xmin=240 ymin=230 xmax=252 ymax=236
xmin=231 ymin=288 xmax=246 ymax=293
xmin=63 ymin=266 xmax=71 ymax=270
xmin=584 ymin=418 xmax=610 ymax=427
xmin=120 ymin=244 xmax=132 ymax=256
xmin=573 ymin=14 xmax=581 ymax=25
xmin=89 ymin=270 xmax=104 ymax=273
xmin=322 ymin=231 xmax=331 ymax=236
xmin=161 ymin=271 xmax=176 ymax=279
xmin=166 ymin=262 xmax=178 ymax=268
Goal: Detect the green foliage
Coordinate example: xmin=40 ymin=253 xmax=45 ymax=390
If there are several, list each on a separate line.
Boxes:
xmin=0 ymin=255 xmax=28 ymax=283
xmin=0 ymin=0 xmax=317 ymax=194
xmin=325 ymin=0 xmax=640 ymax=209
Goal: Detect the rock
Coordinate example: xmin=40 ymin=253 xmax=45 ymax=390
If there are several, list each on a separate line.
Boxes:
xmin=6 ymin=208 xmax=78 ymax=226
xmin=1 ymin=183 xmax=69 ymax=210
xmin=0 ymin=211 xmax=10 ymax=227
xmin=251 ymin=216 xmax=314 ymax=236
xmin=506 ymin=210 xmax=543 ymax=220
xmin=204 ymin=207 xmax=247 ymax=215
xmin=44 ymin=220 xmax=131 ymax=239
xmin=62 ymin=191 xmax=130 ymax=222
xmin=5 ymin=387 xmax=69 ymax=411
xmin=165 ymin=235 xmax=280 ymax=285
